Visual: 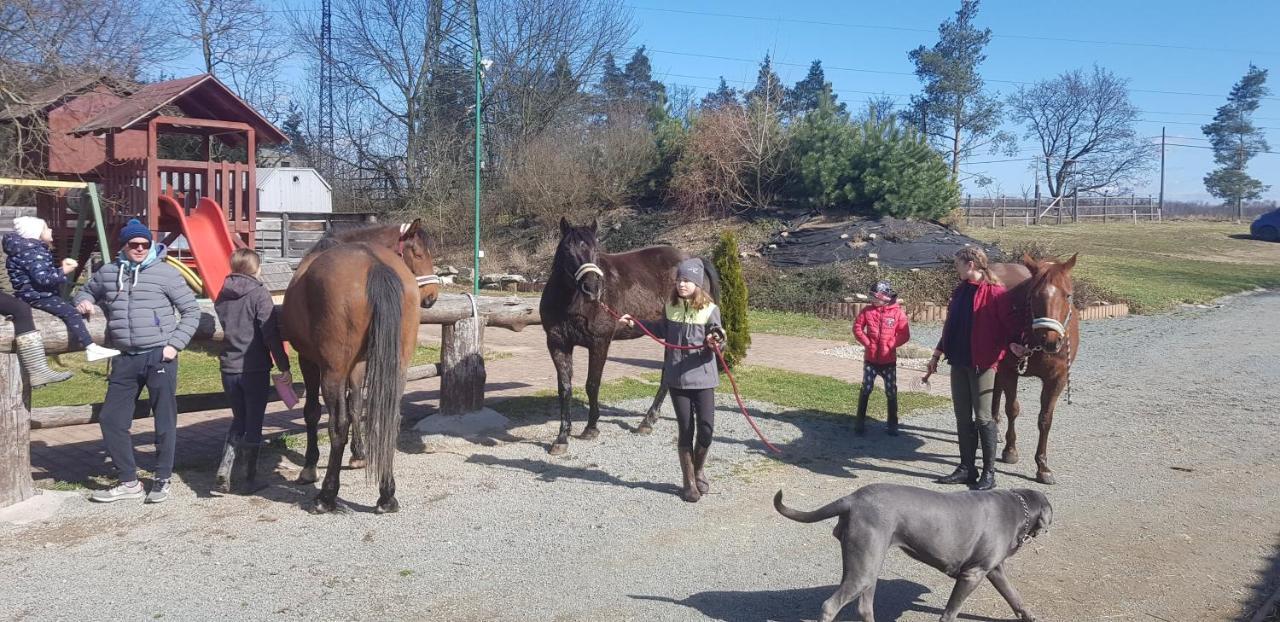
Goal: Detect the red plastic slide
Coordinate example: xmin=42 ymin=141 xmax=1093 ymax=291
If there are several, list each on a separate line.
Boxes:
xmin=156 ymin=195 xmax=236 ymax=299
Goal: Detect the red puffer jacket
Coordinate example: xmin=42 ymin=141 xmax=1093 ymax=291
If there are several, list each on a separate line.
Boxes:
xmin=854 ymin=302 xmax=910 ymax=365
xmin=936 ymin=280 xmax=1018 ymax=370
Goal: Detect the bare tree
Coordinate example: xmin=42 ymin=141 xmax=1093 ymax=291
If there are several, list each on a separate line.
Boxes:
xmin=1007 ymin=65 xmax=1153 ymax=198
xmin=169 ymin=0 xmax=293 ymax=122
xmin=670 ymin=91 xmax=788 ymax=215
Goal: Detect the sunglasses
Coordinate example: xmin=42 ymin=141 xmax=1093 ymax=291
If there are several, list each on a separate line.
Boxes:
xmin=125 ymin=241 xmax=152 ymax=250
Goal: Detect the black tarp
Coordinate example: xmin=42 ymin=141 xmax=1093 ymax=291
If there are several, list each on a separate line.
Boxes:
xmin=761 ymin=217 xmax=1002 ymax=269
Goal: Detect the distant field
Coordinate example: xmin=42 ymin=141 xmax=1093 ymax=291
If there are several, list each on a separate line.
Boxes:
xmin=969 ymin=222 xmax=1280 ymax=313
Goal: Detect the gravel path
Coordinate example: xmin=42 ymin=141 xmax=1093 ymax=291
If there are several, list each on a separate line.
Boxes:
xmin=2 ymin=294 xmax=1277 ymax=621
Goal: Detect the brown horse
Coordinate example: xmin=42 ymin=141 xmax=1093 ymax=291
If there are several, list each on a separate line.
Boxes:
xmin=280 ymin=223 xmax=439 ymax=513
xmin=291 ymin=220 xmax=440 ymax=470
xmin=992 ymin=253 xmax=1080 ymax=485
xmin=540 ymin=218 xmax=720 ymax=455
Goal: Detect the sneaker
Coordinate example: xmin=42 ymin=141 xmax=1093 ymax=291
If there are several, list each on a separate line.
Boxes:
xmin=85 ymin=343 xmax=121 ymax=362
xmin=145 ymin=480 xmax=171 ymax=504
xmin=90 ymin=481 xmax=144 ymax=503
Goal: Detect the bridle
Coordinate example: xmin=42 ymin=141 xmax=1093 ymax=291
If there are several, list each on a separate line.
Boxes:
xmin=395 ymin=222 xmax=440 ymax=289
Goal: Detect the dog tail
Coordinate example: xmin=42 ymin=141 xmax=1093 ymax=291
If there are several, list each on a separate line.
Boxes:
xmin=773 ymin=490 xmax=849 ymax=523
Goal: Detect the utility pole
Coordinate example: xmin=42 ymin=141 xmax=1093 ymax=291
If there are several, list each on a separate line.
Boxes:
xmin=470 ymin=0 xmax=483 ymax=296
xmin=1158 ymin=126 xmax=1165 ymax=216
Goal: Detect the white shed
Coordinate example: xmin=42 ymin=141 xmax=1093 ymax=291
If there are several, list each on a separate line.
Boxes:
xmin=256 ymin=167 xmax=333 ymax=213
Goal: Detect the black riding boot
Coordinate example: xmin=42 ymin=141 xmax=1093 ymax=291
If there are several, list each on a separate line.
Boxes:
xmin=214 ymin=437 xmax=239 ymax=494
xmin=973 ymin=421 xmax=998 ymax=491
xmin=937 ymin=420 xmax=978 ymax=485
xmin=854 ymin=390 xmax=870 ymax=435
xmin=236 ymin=440 xmax=267 ymax=494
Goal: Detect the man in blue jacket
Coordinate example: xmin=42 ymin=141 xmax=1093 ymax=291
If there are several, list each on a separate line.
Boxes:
xmin=75 ymin=219 xmax=201 ymax=504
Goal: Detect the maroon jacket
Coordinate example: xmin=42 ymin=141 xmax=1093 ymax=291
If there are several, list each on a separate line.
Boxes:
xmin=854 ymin=302 xmax=910 ymax=365
xmin=936 ymin=280 xmax=1018 ymax=370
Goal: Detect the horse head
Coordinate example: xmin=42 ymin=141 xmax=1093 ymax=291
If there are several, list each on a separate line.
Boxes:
xmin=1021 ymin=252 xmax=1077 ymax=355
xmin=397 ymin=218 xmax=439 ymax=308
xmin=556 ymin=217 xmax=604 ymax=302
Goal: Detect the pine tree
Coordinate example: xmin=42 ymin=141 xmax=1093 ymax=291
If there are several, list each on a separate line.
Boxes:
xmin=1203 ymin=64 xmax=1271 ymax=221
xmin=785 ymin=60 xmax=845 ymax=118
xmin=712 ymin=231 xmax=750 ymax=368
xmin=599 ymin=52 xmax=627 ymax=103
xmin=747 ymin=53 xmax=785 ymax=110
xmin=788 ymin=90 xmax=858 ymax=207
xmin=623 ymin=46 xmax=663 ymax=106
xmin=851 ymin=116 xmax=959 ymax=219
xmin=700 ymin=77 xmax=739 ymax=110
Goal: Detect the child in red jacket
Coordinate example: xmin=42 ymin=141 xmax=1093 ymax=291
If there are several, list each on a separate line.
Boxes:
xmin=853 ymin=281 xmax=910 ymax=435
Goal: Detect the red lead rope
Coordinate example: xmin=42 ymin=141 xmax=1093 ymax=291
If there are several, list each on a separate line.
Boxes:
xmin=597 ymin=302 xmax=781 ymax=454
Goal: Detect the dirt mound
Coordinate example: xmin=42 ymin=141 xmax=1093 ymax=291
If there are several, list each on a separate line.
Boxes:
xmin=761 ymin=215 xmax=1001 ymax=269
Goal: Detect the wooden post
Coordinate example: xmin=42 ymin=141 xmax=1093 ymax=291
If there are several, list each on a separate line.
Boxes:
xmin=1102 ymin=196 xmax=1108 ymax=223
xmin=1132 ymin=209 xmax=1138 ymax=225
xmin=439 ymin=316 xmax=486 ymax=415
xmin=0 ymin=353 xmax=34 ymax=509
xmin=280 ymin=211 xmax=291 ymax=260
xmin=1072 ymin=193 xmax=1079 ymax=223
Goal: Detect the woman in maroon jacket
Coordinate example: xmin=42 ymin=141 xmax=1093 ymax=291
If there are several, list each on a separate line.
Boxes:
xmin=926 ymin=247 xmax=1022 ymax=490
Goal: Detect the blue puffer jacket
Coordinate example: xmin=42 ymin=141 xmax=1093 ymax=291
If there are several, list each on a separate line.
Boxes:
xmin=3 ymin=232 xmax=65 ymax=303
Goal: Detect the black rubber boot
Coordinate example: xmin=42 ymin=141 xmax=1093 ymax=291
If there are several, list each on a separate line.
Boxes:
xmin=678 ymin=448 xmax=700 ymax=503
xmin=938 ymin=420 xmax=978 ymax=485
xmin=973 ymin=421 xmax=998 ymax=491
xmin=214 ymin=437 xmax=238 ymax=494
xmin=692 ymin=445 xmax=710 ymax=494
xmin=886 ymin=392 xmax=899 ymax=436
xmin=854 ymin=390 xmax=870 ymax=435
xmin=236 ymin=441 xmax=268 ymax=494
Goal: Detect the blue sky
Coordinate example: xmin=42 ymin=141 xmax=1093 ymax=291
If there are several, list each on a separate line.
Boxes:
xmin=628 ymin=0 xmax=1280 ymax=202
xmin=169 ymin=0 xmax=1279 ymax=202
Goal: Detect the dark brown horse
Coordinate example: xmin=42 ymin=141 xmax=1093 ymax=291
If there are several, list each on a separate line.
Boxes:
xmin=540 ymin=218 xmax=720 ymax=455
xmin=280 ymin=222 xmax=439 ymax=513
xmin=992 ymin=254 xmax=1080 ymax=485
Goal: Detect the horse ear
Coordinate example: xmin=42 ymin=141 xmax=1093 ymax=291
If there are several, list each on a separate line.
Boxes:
xmin=1021 ymin=253 xmax=1040 ymax=274
xmin=403 ymin=218 xmax=422 ymax=238
xmin=1062 ymin=253 xmax=1078 ymax=271
xmin=589 ymin=218 xmax=598 ymax=234
xmin=560 ymin=217 xmax=571 ymax=236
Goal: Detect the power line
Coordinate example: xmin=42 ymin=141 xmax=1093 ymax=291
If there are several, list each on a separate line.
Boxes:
xmin=626 ymin=4 xmax=1280 ymax=57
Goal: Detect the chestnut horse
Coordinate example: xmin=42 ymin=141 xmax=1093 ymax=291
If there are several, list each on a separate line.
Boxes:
xmin=280 ymin=222 xmax=439 ymax=513
xmin=290 ymin=220 xmax=440 ymax=470
xmin=992 ymin=253 xmax=1080 ymax=485
xmin=540 ymin=218 xmax=720 ymax=455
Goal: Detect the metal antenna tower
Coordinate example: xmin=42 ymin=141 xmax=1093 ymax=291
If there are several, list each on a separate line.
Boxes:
xmin=319 ymin=0 xmax=334 ymax=176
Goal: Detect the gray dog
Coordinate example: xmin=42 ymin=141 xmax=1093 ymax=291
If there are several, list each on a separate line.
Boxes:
xmin=774 ymin=483 xmax=1052 ymax=622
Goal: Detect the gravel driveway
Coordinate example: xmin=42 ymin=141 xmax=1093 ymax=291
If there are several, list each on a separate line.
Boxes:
xmin=1 ymin=294 xmax=1277 ymax=621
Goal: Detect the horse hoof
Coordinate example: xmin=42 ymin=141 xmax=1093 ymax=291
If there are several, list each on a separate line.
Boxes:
xmin=548 ymin=442 xmax=569 ymax=456
xmin=579 ymin=428 xmax=600 ymax=441
xmin=633 ymin=421 xmax=654 ymax=435
xmin=1001 ymin=448 xmax=1020 ymax=464
xmin=309 ymin=496 xmax=337 ymax=514
xmin=296 ymin=467 xmax=318 ymax=485
xmin=375 ymin=498 xmax=400 ymax=514
xmin=348 ymin=458 xmax=366 ymax=469
xmin=1036 ymin=471 xmax=1057 ymax=485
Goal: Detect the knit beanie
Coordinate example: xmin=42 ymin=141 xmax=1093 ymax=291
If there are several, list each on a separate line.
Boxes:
xmin=13 ymin=216 xmax=47 ymax=240
xmin=676 ymin=258 xmax=705 ymax=288
xmin=118 ymin=218 xmax=153 ymax=244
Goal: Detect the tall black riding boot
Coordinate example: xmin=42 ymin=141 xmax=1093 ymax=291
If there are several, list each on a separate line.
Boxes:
xmin=692 ymin=445 xmax=711 ymax=494
xmin=854 ymin=390 xmax=870 ymax=435
xmin=214 ymin=436 xmax=239 ymax=494
xmin=974 ymin=421 xmax=998 ymax=490
xmin=236 ymin=440 xmax=268 ymax=494
xmin=937 ymin=420 xmax=978 ymax=485
xmin=678 ymin=448 xmax=700 ymax=503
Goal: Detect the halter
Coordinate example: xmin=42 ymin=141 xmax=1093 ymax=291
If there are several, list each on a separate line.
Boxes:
xmin=574 ymin=262 xmax=604 ymax=282
xmin=394 ymin=222 xmax=439 ymax=289
xmin=1017 ymin=288 xmax=1074 ymax=376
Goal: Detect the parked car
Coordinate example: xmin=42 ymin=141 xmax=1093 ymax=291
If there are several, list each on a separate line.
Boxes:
xmin=1252 ymin=209 xmax=1280 ymax=242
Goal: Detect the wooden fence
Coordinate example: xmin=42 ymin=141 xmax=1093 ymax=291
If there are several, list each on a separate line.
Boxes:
xmin=963 ymin=195 xmax=1161 ymax=227
xmin=803 ymin=301 xmax=1130 ymax=324
xmin=254 ymin=211 xmax=379 ymax=263
xmin=0 ymin=294 xmax=540 ymax=509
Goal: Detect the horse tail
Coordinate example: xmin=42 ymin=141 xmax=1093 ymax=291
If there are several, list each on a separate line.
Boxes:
xmin=362 ymin=260 xmax=405 ymax=487
xmin=700 ymin=257 xmax=722 ymax=305
xmin=773 ymin=490 xmax=850 ymax=523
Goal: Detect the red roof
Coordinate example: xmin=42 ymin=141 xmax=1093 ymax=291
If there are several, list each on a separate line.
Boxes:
xmin=73 ymin=74 xmax=288 ymax=145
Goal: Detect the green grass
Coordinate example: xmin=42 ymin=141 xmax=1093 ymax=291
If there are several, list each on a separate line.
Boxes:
xmin=747 ymin=308 xmax=854 ymax=342
xmin=491 ymin=366 xmax=947 ymax=421
xmin=34 ymin=344 xmax=446 ymax=408
xmin=970 ymin=222 xmax=1280 ymax=313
